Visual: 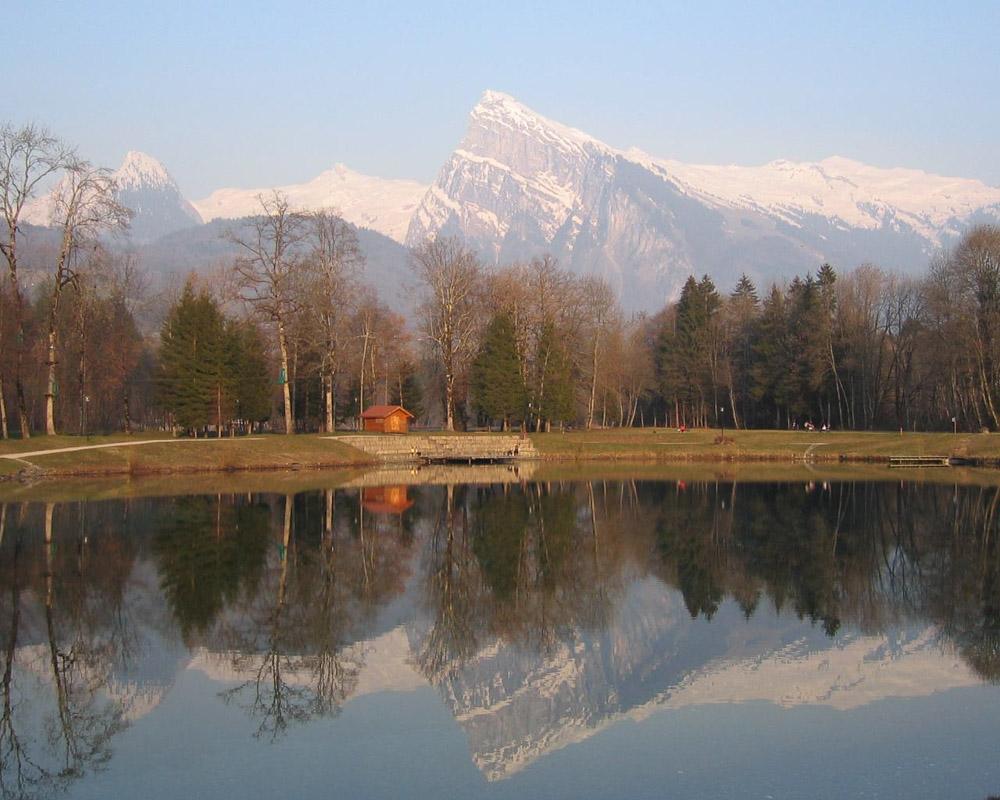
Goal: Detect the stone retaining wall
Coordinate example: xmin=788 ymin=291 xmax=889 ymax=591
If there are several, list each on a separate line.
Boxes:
xmin=329 ymin=434 xmax=538 ymax=464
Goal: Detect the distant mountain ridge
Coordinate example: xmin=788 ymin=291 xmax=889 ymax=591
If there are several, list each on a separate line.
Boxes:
xmin=24 ymin=150 xmax=203 ymax=243
xmin=193 ymin=163 xmax=427 ymax=243
xmin=19 ymin=94 xmax=1000 ymax=310
xmin=407 ymin=90 xmax=1000 ymax=309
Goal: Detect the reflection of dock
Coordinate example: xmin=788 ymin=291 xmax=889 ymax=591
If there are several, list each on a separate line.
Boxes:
xmin=330 ymin=434 xmax=538 ymax=465
xmin=342 ymin=461 xmax=538 ymax=488
xmin=889 ymin=455 xmax=952 ymax=468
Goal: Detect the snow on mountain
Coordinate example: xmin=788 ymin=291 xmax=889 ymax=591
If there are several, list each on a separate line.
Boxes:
xmin=641 ymin=152 xmax=1000 ymax=243
xmin=113 ymin=150 xmax=203 ymax=241
xmin=22 ymin=150 xmax=203 ymax=243
xmin=115 ymin=149 xmax=179 ymax=191
xmin=408 ymin=90 xmax=1000 ymax=310
xmin=193 ymin=164 xmax=428 ymax=243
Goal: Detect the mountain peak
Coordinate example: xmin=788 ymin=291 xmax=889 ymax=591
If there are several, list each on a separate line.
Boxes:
xmin=469 ymin=90 xmax=603 ymax=154
xmin=115 ymin=150 xmax=175 ymax=190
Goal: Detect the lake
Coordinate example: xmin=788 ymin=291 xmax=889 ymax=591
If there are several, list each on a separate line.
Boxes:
xmin=1 ymin=471 xmax=999 ymax=799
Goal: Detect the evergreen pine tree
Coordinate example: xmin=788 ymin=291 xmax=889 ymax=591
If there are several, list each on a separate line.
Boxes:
xmin=536 ymin=321 xmax=574 ymax=428
xmin=226 ymin=318 xmax=272 ymax=426
xmin=471 ymin=312 xmax=527 ymax=429
xmin=751 ymin=285 xmax=796 ymax=427
xmin=158 ymin=280 xmax=230 ymax=433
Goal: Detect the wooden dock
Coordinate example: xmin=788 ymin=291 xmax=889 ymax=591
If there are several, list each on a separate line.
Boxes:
xmin=888 ymin=455 xmax=952 ymax=468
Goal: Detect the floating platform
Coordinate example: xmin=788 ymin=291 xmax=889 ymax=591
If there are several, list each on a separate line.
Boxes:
xmin=330 ymin=433 xmax=539 ymax=465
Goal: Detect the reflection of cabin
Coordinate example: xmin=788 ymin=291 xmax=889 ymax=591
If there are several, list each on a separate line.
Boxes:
xmin=361 ymin=405 xmax=414 ymax=434
xmin=362 ymin=485 xmax=414 ymax=515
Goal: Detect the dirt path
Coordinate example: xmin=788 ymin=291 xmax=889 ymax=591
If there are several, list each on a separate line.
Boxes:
xmin=0 ymin=437 xmax=264 ymax=462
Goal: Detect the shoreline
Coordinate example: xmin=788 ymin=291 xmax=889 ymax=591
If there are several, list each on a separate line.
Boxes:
xmin=2 ymin=429 xmax=1000 ymax=484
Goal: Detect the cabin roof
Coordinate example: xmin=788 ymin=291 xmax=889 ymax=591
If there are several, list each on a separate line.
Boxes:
xmin=360 ymin=404 xmax=415 ymax=419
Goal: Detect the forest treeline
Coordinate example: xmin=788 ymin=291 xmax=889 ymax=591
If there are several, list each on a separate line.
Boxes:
xmin=4 ymin=122 xmax=1000 ymax=436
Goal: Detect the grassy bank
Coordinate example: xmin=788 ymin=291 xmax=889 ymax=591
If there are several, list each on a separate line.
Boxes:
xmin=527 ymin=428 xmax=1000 ymax=463
xmin=0 ymin=433 xmax=373 ymax=479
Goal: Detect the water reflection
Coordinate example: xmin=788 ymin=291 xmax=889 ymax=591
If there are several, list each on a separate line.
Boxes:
xmin=0 ymin=478 xmax=999 ymax=796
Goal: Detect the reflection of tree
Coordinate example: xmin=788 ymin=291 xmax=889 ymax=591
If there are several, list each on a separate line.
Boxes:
xmin=640 ymin=479 xmax=1000 ymax=680
xmin=216 ymin=490 xmax=407 ymax=740
xmin=419 ymin=485 xmax=482 ymax=680
xmin=924 ymin=485 xmax=1000 ymax=683
xmin=0 ymin=536 xmax=40 ymax=798
xmin=40 ymin=503 xmax=126 ymax=789
xmin=418 ymin=482 xmax=623 ymax=679
xmin=221 ymin=495 xmax=305 ymax=740
xmin=0 ymin=501 xmax=137 ymax=799
xmin=153 ymin=495 xmax=270 ymax=641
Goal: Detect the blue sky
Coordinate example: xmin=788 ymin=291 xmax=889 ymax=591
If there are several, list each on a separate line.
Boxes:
xmin=8 ymin=0 xmax=999 ymax=197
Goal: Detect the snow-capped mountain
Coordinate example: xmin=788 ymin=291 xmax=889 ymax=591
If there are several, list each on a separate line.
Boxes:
xmin=114 ymin=150 xmax=203 ymax=241
xmin=407 ymin=91 xmax=1000 ymax=310
xmin=23 ymin=150 xmax=203 ymax=243
xmin=193 ymin=163 xmax=428 ymax=243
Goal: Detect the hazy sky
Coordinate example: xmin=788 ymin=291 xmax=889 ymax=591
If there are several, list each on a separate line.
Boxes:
xmin=9 ymin=0 xmax=999 ymax=197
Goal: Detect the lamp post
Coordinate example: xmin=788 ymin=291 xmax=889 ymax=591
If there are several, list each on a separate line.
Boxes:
xmin=952 ymin=416 xmax=957 ymax=435
xmin=720 ymin=405 xmax=726 ymax=441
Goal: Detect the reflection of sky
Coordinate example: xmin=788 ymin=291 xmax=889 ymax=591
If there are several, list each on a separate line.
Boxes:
xmin=71 ymin=671 xmax=1000 ymax=800
xmin=60 ymin=578 xmax=1000 ymax=800
xmin=11 ymin=480 xmax=1000 ymax=800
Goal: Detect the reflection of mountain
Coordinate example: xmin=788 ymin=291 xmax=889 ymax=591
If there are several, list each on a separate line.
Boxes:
xmin=415 ymin=578 xmax=978 ymax=781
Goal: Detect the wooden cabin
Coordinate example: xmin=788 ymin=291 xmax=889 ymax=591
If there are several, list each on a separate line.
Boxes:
xmin=361 ymin=404 xmax=414 ymax=434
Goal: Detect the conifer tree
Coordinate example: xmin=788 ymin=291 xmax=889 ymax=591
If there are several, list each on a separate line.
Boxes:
xmin=471 ymin=312 xmax=527 ymax=429
xmin=225 ymin=318 xmax=272 ymax=428
xmin=751 ymin=285 xmax=795 ymax=427
xmin=728 ymin=274 xmax=759 ymax=427
xmin=158 ymin=280 xmax=228 ymax=434
xmin=535 ymin=321 xmax=574 ymax=429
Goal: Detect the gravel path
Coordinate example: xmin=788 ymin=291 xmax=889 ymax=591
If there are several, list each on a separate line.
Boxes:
xmin=0 ymin=437 xmax=263 ymax=461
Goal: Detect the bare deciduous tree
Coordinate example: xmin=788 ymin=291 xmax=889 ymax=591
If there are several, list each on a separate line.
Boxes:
xmin=44 ymin=160 xmax=129 ymax=434
xmin=0 ymin=124 xmax=72 ymax=437
xmin=580 ymin=276 xmax=619 ymax=429
xmin=304 ymin=210 xmax=362 ymax=432
xmin=229 ymin=191 xmax=307 ymax=434
xmin=411 ymin=238 xmax=481 ymax=430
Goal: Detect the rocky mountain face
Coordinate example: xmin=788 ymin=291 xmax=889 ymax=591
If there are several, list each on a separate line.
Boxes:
xmin=407 ymin=91 xmax=1000 ymax=310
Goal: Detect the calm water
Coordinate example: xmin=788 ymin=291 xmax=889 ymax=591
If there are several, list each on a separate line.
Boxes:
xmin=1 ymin=474 xmax=999 ymax=799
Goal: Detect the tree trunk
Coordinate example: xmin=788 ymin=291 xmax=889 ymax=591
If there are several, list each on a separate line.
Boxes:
xmin=324 ymin=374 xmax=334 ymax=433
xmin=12 ymin=292 xmax=31 ymax=439
xmin=0 ymin=375 xmax=7 ymax=439
xmin=122 ymin=389 xmax=132 ymax=435
xmin=444 ymin=370 xmax=455 ymax=431
xmin=44 ymin=322 xmax=58 ymax=436
xmin=277 ymin=319 xmax=293 ymax=434
xmin=587 ymin=339 xmax=599 ymax=429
